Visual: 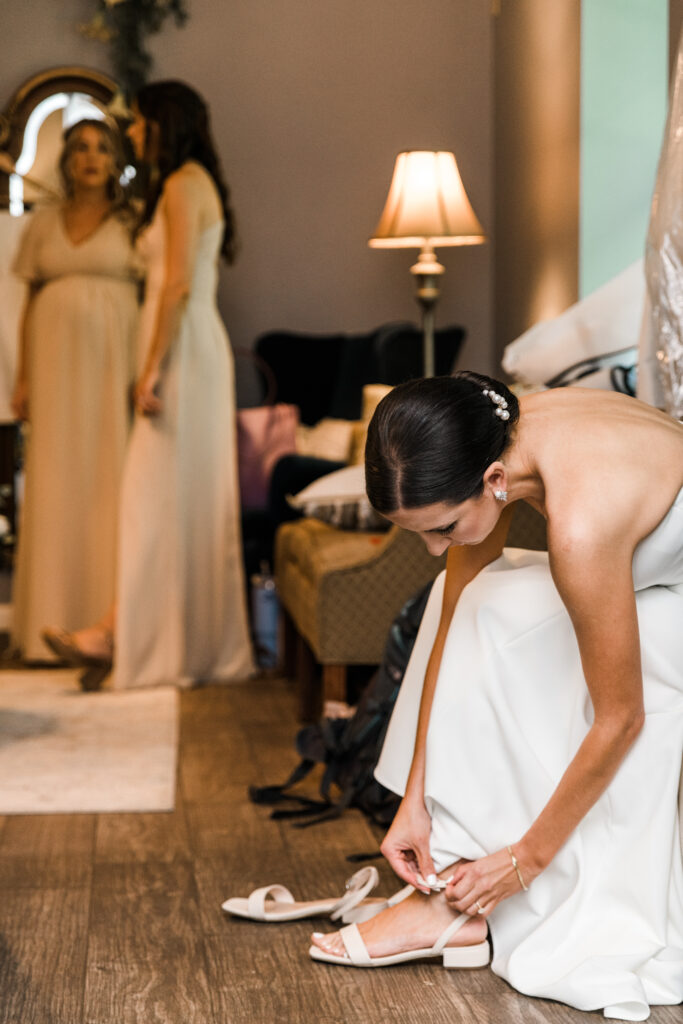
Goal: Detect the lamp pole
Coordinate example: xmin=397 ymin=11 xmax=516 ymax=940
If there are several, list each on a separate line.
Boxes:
xmin=411 ymin=245 xmax=444 ymax=377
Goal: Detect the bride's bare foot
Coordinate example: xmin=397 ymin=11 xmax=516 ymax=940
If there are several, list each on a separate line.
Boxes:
xmin=311 ymin=884 xmax=487 ymax=959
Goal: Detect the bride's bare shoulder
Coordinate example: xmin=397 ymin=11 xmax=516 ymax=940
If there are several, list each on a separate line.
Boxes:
xmin=520 ymin=388 xmax=683 ymax=547
xmin=520 ymin=387 xmax=683 ymax=444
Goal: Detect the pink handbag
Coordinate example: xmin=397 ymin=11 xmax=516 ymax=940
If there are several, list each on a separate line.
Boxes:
xmin=236 ymin=401 xmax=299 ymax=510
xmin=235 ymin=348 xmax=299 ymax=510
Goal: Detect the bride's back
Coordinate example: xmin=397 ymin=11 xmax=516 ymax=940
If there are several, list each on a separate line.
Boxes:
xmin=521 ymin=387 xmax=683 ymax=546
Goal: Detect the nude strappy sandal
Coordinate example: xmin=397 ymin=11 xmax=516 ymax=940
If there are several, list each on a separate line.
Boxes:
xmin=222 ymin=866 xmax=390 ymax=924
xmin=308 ymin=912 xmax=490 ymax=968
xmin=41 ymin=628 xmax=113 ymax=692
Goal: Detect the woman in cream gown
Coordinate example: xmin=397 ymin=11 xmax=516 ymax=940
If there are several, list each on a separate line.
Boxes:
xmin=11 ymin=120 xmax=139 ymax=661
xmin=310 ymin=373 xmax=683 ymax=1022
xmin=114 ymin=81 xmax=253 ymax=688
xmin=46 ymin=82 xmax=254 ymax=688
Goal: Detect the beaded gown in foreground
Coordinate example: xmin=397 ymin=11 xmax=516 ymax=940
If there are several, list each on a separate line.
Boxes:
xmin=377 ymin=488 xmax=683 ymax=1021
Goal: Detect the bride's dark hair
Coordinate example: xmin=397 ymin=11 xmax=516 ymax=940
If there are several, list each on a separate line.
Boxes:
xmin=134 ymin=79 xmax=237 ymax=263
xmin=365 ymin=372 xmax=520 ymax=514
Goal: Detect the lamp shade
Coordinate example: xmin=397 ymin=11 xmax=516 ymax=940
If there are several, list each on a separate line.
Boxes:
xmin=369 ymin=150 xmax=485 ymax=249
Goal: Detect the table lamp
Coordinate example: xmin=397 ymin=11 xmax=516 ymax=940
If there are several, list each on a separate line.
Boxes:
xmin=369 ymin=150 xmax=486 ymax=376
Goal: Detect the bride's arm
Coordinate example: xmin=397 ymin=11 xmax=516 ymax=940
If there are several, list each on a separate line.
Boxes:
xmin=446 ymin=529 xmax=645 ymax=915
xmin=380 ymin=503 xmax=515 ymax=888
xmin=518 ymin=536 xmax=644 ymax=870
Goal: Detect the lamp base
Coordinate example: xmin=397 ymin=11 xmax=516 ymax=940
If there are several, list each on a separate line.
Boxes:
xmin=410 ymin=246 xmax=444 ymax=377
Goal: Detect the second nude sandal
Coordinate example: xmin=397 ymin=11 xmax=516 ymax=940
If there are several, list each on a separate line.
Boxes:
xmin=222 ymin=866 xmax=389 ymax=924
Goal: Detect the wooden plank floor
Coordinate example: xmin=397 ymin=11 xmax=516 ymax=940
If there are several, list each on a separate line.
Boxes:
xmin=0 ymin=674 xmax=679 ymax=1024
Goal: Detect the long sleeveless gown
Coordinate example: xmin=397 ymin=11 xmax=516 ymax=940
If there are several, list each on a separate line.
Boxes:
xmin=112 ymin=210 xmax=254 ymax=688
xmin=11 ymin=206 xmax=139 ymax=660
xmin=376 ymin=488 xmax=683 ymax=1021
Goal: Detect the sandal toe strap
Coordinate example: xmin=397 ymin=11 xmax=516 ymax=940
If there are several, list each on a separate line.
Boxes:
xmin=339 ymin=923 xmax=372 ymax=965
xmin=246 ymin=884 xmax=295 ymax=919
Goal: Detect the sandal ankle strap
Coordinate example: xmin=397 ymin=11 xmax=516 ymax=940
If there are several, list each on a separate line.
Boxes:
xmin=330 ymin=866 xmax=379 ymax=921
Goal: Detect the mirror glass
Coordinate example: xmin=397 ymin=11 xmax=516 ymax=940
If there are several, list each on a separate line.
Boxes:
xmin=10 ymin=91 xmax=110 ymax=213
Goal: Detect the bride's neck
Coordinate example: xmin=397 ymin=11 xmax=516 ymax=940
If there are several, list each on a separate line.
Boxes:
xmin=503 ymin=428 xmax=545 ymax=510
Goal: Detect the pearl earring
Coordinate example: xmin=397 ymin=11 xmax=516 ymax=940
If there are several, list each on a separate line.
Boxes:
xmin=494 ymin=489 xmax=508 ymax=502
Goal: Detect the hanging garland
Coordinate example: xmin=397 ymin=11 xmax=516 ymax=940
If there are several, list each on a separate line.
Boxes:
xmin=78 ymin=0 xmax=189 ymax=99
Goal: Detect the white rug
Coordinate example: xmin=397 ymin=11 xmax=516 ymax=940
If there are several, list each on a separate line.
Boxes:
xmin=0 ymin=669 xmax=178 ymax=814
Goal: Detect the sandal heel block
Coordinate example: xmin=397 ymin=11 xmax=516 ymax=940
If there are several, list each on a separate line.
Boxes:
xmin=442 ymin=939 xmax=490 ymax=969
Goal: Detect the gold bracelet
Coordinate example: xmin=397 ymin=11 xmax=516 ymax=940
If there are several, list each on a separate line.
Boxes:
xmin=506 ymin=844 xmax=529 ymax=891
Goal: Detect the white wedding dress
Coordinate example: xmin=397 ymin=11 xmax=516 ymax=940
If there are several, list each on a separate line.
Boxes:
xmin=112 ymin=209 xmax=254 ymax=688
xmin=376 ymin=488 xmax=683 ymax=1021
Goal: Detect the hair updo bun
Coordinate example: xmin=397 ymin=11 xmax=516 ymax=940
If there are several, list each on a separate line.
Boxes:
xmin=365 ymin=371 xmax=519 ymax=515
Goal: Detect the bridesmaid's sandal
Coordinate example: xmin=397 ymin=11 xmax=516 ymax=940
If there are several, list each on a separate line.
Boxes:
xmin=79 ymin=663 xmax=112 ymax=692
xmin=309 ymin=913 xmax=490 ymax=969
xmin=41 ymin=627 xmax=113 ymax=667
xmin=222 ymin=866 xmax=390 ymax=924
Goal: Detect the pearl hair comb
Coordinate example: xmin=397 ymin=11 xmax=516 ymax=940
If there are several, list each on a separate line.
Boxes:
xmin=482 ymin=388 xmax=510 ymax=421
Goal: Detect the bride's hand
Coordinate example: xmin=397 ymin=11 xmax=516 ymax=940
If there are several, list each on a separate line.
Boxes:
xmin=380 ymin=791 xmax=435 ymax=892
xmin=445 ymin=846 xmax=534 ymax=917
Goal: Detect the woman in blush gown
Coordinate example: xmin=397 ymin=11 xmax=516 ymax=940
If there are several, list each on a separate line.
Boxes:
xmin=44 ymin=82 xmax=254 ymax=688
xmin=309 ymin=373 xmax=683 ymax=1022
xmin=11 ymin=119 xmax=139 ymax=661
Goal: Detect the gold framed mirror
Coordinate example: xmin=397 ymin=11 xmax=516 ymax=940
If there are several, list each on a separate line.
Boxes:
xmin=0 ymin=66 xmax=117 ymax=212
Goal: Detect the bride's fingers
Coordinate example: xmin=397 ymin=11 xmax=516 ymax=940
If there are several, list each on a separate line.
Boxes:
xmin=464 ymin=896 xmax=489 ymax=917
xmin=471 ymin=895 xmax=496 ymax=917
xmin=446 ymin=875 xmax=475 ymax=905
xmin=445 ymin=880 xmax=481 ymax=912
xmin=381 ymin=846 xmax=419 ymax=886
xmin=416 ymin=851 xmax=436 ymax=887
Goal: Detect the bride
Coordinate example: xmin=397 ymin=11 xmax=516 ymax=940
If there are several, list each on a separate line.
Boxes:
xmin=310 ymin=372 xmax=683 ymax=1022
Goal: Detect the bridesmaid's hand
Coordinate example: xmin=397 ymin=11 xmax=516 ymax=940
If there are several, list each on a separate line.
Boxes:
xmin=444 ymin=846 xmax=535 ymax=917
xmin=380 ymin=792 xmax=436 ymax=892
xmin=135 ymin=366 xmax=162 ymax=416
xmin=11 ymin=378 xmax=29 ymax=421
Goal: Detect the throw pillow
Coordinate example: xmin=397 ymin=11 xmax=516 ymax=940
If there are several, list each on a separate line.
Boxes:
xmin=287 ymin=463 xmax=390 ymax=531
xmin=294 ymin=417 xmax=356 ymax=463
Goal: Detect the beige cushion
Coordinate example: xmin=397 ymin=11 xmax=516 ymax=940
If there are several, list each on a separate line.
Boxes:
xmin=279 ymin=516 xmax=388 ymax=582
xmin=295 ymin=417 xmax=357 ymax=462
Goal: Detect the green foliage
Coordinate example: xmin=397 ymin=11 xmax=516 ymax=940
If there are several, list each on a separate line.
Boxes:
xmin=78 ymin=0 xmax=189 ymax=98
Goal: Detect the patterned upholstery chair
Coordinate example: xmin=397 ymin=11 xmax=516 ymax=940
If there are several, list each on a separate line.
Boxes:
xmin=275 ymin=520 xmax=445 ymax=720
xmin=275 ymin=501 xmax=547 ymax=720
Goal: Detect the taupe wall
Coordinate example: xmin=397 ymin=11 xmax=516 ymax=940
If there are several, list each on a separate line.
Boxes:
xmin=0 ymin=1 xmax=495 ymax=397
